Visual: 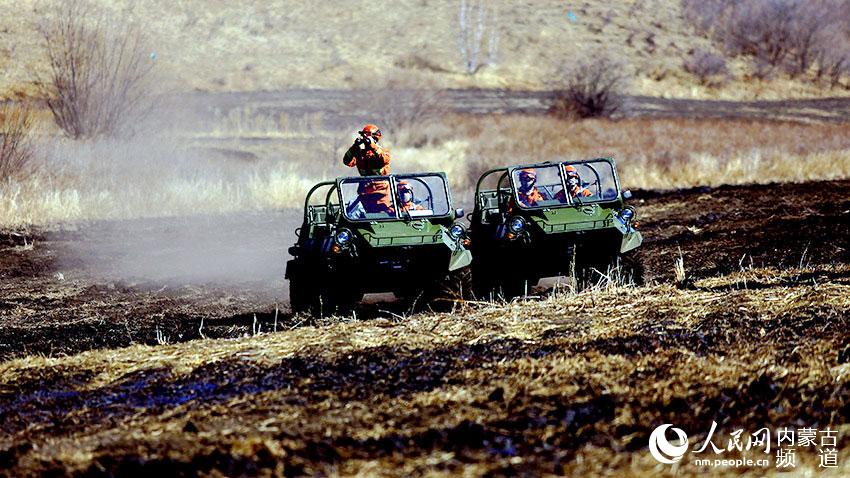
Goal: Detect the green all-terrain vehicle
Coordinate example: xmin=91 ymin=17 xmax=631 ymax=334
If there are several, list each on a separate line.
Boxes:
xmin=469 ymin=158 xmax=642 ymax=297
xmin=286 ymin=173 xmax=472 ymax=314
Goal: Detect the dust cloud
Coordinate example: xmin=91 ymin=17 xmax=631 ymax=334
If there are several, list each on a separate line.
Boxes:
xmin=53 ymin=212 xmax=299 ymax=287
xmin=43 ymin=96 xmax=305 ymax=296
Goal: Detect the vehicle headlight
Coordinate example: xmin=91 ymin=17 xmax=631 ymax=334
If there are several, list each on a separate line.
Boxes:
xmin=334 ymin=228 xmax=352 ymax=245
xmin=508 ymin=216 xmax=526 ymax=233
xmin=449 ymin=223 xmax=466 ymax=239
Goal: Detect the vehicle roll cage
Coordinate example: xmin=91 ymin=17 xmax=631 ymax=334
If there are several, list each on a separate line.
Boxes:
xmin=302 ymin=173 xmax=454 ymax=224
xmin=474 ymin=158 xmax=622 ymax=211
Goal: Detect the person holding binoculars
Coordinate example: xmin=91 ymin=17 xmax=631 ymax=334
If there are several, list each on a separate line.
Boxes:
xmin=342 ymin=123 xmax=392 ymax=176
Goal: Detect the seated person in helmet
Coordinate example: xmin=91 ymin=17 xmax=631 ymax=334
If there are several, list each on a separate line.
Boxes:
xmin=343 ymin=124 xmax=392 ymax=176
xmin=555 ymin=165 xmax=593 ymax=201
xmin=397 ymin=180 xmax=424 ymax=213
xmin=516 ymin=168 xmax=545 ymax=207
xmin=347 ymin=180 xmax=394 ymax=219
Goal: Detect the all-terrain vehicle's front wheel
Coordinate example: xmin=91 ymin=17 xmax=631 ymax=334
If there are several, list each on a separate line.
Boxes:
xmin=318 ymin=282 xmax=362 ymax=317
xmin=471 ymin=263 xmax=536 ymax=301
xmin=426 ymin=268 xmax=475 ymax=311
xmin=576 ymin=252 xmax=644 ymax=289
xmin=289 ymin=261 xmax=362 ymax=316
xmin=288 ymin=260 xmax=318 ymax=314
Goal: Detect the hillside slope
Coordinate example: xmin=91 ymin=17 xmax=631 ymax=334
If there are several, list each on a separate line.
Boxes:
xmin=1 ymin=0 xmax=845 ymax=99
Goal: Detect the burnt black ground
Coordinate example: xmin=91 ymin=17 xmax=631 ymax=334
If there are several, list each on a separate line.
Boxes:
xmin=1 ymin=180 xmax=849 ymax=477
xmin=1 ymin=179 xmax=849 ymax=360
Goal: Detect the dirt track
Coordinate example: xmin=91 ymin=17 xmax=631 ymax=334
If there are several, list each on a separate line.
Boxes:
xmin=1 ymin=180 xmax=848 ymax=360
xmin=167 ymin=90 xmax=850 ymax=131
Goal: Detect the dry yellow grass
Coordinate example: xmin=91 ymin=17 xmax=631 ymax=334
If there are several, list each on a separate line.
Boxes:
xmin=1 ymin=0 xmax=847 ymax=99
xmin=396 ymin=115 xmax=850 ymax=193
xmin=2 ymin=263 xmax=847 ymax=476
xmin=2 ymin=115 xmax=848 ymax=228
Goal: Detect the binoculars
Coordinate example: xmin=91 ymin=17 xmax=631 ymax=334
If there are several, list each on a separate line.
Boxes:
xmin=355 ymin=134 xmax=375 ymax=150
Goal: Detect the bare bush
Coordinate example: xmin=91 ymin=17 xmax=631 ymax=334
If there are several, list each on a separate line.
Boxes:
xmin=681 ymin=0 xmax=728 ymax=34
xmin=783 ymin=5 xmax=828 ymax=77
xmin=814 ymin=28 xmax=850 ymax=88
xmin=550 ymin=55 xmax=628 ymax=119
xmin=815 ymin=48 xmax=850 ymax=88
xmin=36 ymin=0 xmax=155 ymax=139
xmin=719 ymin=0 xmax=797 ymax=69
xmin=684 ymin=48 xmax=729 ymax=86
xmin=457 ymin=0 xmax=499 ymax=74
xmin=0 ymin=103 xmax=35 ymax=181
xmin=682 ymin=0 xmax=850 ymax=84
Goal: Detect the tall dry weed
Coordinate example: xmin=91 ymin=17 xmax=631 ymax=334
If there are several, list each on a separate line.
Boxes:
xmin=0 ymin=102 xmax=35 ymax=182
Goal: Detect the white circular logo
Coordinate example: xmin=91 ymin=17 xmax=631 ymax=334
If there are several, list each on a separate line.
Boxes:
xmin=649 ymin=424 xmax=689 ymax=464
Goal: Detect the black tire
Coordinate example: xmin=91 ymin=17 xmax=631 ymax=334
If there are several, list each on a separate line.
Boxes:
xmin=426 ymin=268 xmax=474 ymax=311
xmin=289 ymin=261 xmax=362 ymax=316
xmin=471 ymin=265 xmax=534 ymax=301
xmin=576 ymin=252 xmax=644 ymax=289
xmin=619 ymin=252 xmax=645 ymax=285
xmin=288 ymin=260 xmax=318 ymax=314
xmin=318 ymin=284 xmax=362 ymax=317
xmin=498 ymin=276 xmax=536 ymax=300
xmin=470 ymin=264 xmax=498 ymax=301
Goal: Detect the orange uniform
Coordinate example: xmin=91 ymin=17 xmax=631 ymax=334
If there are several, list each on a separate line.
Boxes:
xmin=358 ymin=180 xmax=394 ymax=214
xmin=556 ymin=164 xmax=593 ymax=201
xmin=515 ymin=168 xmax=544 ymax=207
xmin=397 ymin=180 xmax=423 ymax=212
xmin=517 ymin=187 xmax=545 ymax=207
xmin=555 ymin=185 xmax=592 ymax=202
xmin=343 ymin=124 xmax=391 ymax=176
xmin=399 ymin=201 xmax=423 ymax=212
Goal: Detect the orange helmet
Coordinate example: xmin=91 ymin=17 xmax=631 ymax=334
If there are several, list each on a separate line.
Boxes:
xmin=518 ymin=168 xmax=536 ymax=180
xmin=564 ymin=164 xmax=579 ymax=178
xmin=358 ymin=179 xmax=390 ymax=195
xmin=397 ymin=180 xmax=415 ymax=202
xmin=360 ymin=124 xmax=382 ymax=139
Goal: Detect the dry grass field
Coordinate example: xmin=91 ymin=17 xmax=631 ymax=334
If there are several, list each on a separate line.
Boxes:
xmin=1 ymin=179 xmax=849 ymax=476
xmin=1 ymin=271 xmax=848 ymax=477
xmin=3 ymin=114 xmax=849 ymax=228
xmin=1 ymin=1 xmax=850 ymax=476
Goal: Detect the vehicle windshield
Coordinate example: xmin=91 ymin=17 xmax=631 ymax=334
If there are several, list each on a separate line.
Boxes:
xmin=510 ymin=160 xmax=619 ymax=209
xmin=340 ymin=174 xmax=451 ymax=221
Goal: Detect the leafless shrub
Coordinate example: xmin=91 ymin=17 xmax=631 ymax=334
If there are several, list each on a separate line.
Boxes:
xmin=815 ymin=48 xmax=850 ymax=88
xmin=814 ymin=28 xmax=850 ymax=88
xmin=681 ymin=0 xmax=727 ymax=34
xmin=723 ymin=2 xmax=788 ymax=67
xmin=684 ymin=48 xmax=729 ymax=86
xmin=683 ymin=0 xmax=850 ymax=84
xmin=457 ymin=0 xmax=499 ymax=74
xmin=750 ymin=58 xmax=776 ymax=81
xmin=550 ymin=54 xmax=628 ymax=119
xmin=0 ymin=102 xmax=35 ymax=181
xmin=784 ymin=3 xmax=832 ymax=77
xmin=35 ymin=0 xmax=155 ymax=139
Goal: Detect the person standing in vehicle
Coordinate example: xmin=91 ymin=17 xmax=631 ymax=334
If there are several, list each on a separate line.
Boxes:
xmin=349 ymin=180 xmax=394 ymax=218
xmin=343 ymin=124 xmax=391 ymax=176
